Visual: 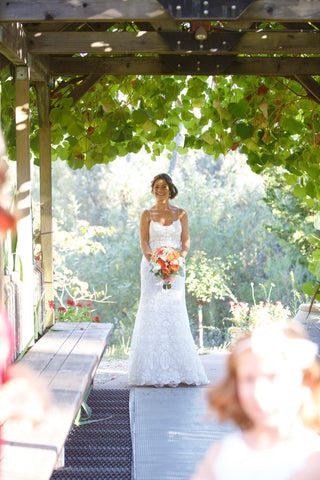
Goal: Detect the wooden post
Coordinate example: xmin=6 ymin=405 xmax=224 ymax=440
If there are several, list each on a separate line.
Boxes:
xmin=197 ymin=303 xmax=203 ymax=351
xmin=15 ymin=66 xmax=34 ymax=352
xmin=35 ymin=82 xmax=53 ymax=327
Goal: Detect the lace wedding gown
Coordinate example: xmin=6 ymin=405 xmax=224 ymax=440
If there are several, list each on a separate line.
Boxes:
xmin=128 ymin=215 xmax=209 ymax=386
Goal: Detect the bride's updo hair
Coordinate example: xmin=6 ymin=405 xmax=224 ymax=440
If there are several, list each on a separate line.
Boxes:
xmin=151 ymin=173 xmax=178 ymax=199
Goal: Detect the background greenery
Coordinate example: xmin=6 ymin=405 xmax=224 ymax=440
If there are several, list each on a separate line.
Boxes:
xmin=31 ymin=149 xmax=312 ymax=353
xmin=2 ymin=65 xmax=320 ymax=353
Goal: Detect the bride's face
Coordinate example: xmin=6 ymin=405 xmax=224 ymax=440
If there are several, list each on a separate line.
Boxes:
xmin=153 ymin=179 xmax=170 ymax=200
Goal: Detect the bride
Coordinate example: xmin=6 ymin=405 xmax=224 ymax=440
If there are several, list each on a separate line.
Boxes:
xmin=128 ymin=173 xmax=209 ymax=387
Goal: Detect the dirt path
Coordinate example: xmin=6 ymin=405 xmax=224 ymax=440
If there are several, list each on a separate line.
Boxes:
xmin=93 ymin=352 xmax=228 ymax=390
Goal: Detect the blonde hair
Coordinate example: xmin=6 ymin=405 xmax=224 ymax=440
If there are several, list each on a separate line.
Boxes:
xmin=208 ymin=322 xmax=320 ymax=432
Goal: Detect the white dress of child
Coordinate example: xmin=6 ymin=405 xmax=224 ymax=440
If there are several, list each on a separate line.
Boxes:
xmin=212 ymin=429 xmax=320 ymax=480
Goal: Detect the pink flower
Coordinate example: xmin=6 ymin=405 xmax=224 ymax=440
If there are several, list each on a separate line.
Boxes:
xmin=85 ymin=301 xmax=93 ymax=308
xmin=66 ymin=299 xmax=75 ymax=307
xmin=76 ymin=302 xmax=84 ymax=308
xmin=93 ymin=315 xmax=101 ymax=323
xmin=48 ymin=300 xmax=56 ymax=310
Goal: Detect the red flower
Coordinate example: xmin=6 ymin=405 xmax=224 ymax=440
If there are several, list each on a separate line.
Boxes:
xmin=0 ymin=206 xmax=16 ymax=233
xmin=48 ymin=300 xmax=56 ymax=310
xmin=85 ymin=301 xmax=93 ymax=308
xmin=66 ymin=299 xmax=75 ymax=307
xmin=57 ymin=307 xmax=66 ymax=313
xmin=93 ymin=315 xmax=101 ymax=323
xmin=76 ymin=302 xmax=84 ymax=308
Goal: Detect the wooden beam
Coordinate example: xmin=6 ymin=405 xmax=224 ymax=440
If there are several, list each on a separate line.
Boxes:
xmin=0 ymin=53 xmax=9 ymax=72
xmin=27 ymin=30 xmax=320 ymax=55
xmin=28 ymin=31 xmax=169 ymax=54
xmin=293 ymin=74 xmax=320 ymax=104
xmin=28 ymin=53 xmax=51 ymax=82
xmin=0 ymin=0 xmax=320 ymax=22
xmin=68 ymin=74 xmax=102 ymax=105
xmin=0 ymin=22 xmax=28 ymax=65
xmin=49 ymin=55 xmax=320 ymax=77
xmin=0 ymin=0 xmax=170 ymax=22
xmin=0 ymin=23 xmax=50 ymax=81
xmin=15 ymin=65 xmax=34 ymax=351
xmin=243 ymin=1 xmax=320 ymax=22
xmin=35 ymin=82 xmax=53 ymax=327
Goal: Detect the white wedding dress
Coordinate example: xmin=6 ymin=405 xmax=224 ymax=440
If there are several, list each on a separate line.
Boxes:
xmin=128 ymin=213 xmax=209 ymax=386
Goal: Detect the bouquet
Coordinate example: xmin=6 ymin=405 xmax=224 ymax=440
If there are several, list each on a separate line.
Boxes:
xmin=150 ymin=246 xmax=185 ymax=289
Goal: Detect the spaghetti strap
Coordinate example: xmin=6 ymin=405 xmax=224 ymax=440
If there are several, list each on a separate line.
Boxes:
xmin=148 ymin=209 xmax=153 ymax=221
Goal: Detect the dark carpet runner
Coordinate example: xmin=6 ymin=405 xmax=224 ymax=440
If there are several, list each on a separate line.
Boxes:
xmin=51 ymin=389 xmax=132 ymax=480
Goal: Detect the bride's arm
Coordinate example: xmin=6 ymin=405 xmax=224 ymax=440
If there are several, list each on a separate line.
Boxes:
xmin=180 ymin=209 xmax=190 ymax=259
xmin=140 ymin=210 xmax=152 ymax=262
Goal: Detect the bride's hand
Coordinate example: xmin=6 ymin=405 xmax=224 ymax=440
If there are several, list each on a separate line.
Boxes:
xmin=162 ymin=274 xmax=175 ymax=283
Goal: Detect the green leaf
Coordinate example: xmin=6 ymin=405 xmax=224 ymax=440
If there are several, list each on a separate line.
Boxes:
xmin=202 ymin=132 xmax=215 ymax=146
xmin=284 ymin=173 xmax=298 ymax=186
xmin=68 ymin=122 xmax=85 ymax=137
xmin=313 ymin=249 xmax=320 ymax=261
xmin=303 ymin=281 xmax=315 ymax=296
xmin=307 ymin=165 xmax=320 ymax=179
xmin=315 ymin=212 xmax=320 ymax=231
xmin=309 ymin=260 xmax=320 ymax=279
xmin=227 ymin=100 xmax=249 ymax=117
xmin=280 ymin=116 xmax=302 ymax=135
xmin=306 ymin=180 xmax=316 ymax=199
xmin=132 ymin=109 xmax=149 ymax=125
xmin=235 ymin=123 xmax=255 ymax=140
xmin=293 ymin=184 xmax=306 ymax=199
xmin=316 ymin=262 xmax=320 ymax=279
xmin=177 ymin=146 xmax=188 ymax=154
xmin=142 ymin=119 xmax=156 ymax=132
xmin=67 ymin=155 xmax=85 ymax=170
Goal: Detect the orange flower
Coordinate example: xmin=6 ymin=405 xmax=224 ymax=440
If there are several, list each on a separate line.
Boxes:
xmin=162 ymin=267 xmax=171 ymax=274
xmin=157 ymin=258 xmax=165 ymax=267
xmin=166 ymin=253 xmax=174 ymax=261
xmin=170 ymin=263 xmax=179 ymax=272
xmin=173 ymin=250 xmax=180 ymax=258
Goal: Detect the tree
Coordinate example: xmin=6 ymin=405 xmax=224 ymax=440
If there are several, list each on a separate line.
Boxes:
xmin=186 ymin=251 xmax=234 ymax=349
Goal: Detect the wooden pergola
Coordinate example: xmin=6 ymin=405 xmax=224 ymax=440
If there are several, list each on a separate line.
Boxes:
xmin=0 ymin=0 xmax=320 ymax=349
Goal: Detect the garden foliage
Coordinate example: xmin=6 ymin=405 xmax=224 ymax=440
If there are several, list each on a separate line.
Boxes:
xmin=30 ymin=151 xmax=312 ymax=350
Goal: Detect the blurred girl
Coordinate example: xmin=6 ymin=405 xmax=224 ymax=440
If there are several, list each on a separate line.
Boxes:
xmin=192 ymin=322 xmax=320 ymax=480
xmin=0 ymin=131 xmax=47 ymax=470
